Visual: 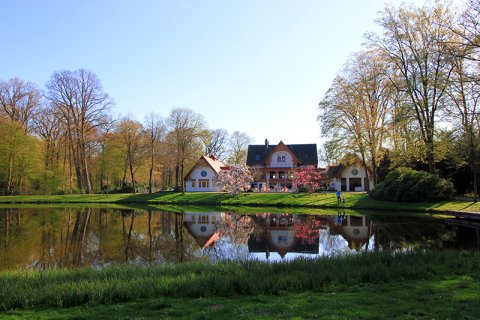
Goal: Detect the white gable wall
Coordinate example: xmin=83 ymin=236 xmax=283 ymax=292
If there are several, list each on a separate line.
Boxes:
xmin=185 ymin=166 xmax=222 ymax=192
xmin=268 ymin=151 xmax=294 ymax=168
xmin=329 ymin=165 xmax=374 ymax=192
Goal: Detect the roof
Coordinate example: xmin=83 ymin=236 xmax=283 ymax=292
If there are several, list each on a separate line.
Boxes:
xmin=246 ymin=142 xmax=318 ymax=166
xmin=184 ymin=155 xmax=227 ymax=179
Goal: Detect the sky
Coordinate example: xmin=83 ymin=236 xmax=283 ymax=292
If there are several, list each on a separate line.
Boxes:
xmin=1 ymin=0 xmax=446 ymax=147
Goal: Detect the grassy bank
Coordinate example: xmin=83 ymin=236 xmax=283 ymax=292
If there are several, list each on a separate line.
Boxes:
xmin=1 ymin=251 xmax=479 ymax=319
xmin=0 ymin=191 xmax=479 ymax=213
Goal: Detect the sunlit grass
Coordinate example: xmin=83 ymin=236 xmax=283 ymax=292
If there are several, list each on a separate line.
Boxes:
xmin=0 ymin=191 xmax=479 ymax=213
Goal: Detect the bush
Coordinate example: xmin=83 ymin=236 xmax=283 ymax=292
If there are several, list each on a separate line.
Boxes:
xmin=370 ymin=167 xmax=455 ymax=202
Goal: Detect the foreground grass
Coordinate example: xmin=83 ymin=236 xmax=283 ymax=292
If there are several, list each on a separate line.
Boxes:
xmin=0 ymin=251 xmax=479 ymax=317
xmin=3 ymin=277 xmax=479 ymax=319
xmin=0 ymin=192 xmax=479 ymax=213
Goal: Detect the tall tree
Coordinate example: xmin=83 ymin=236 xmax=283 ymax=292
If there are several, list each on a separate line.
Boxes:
xmin=319 ymin=51 xmax=392 ymax=188
xmin=46 ymin=69 xmax=112 ymax=193
xmin=144 ymin=112 xmax=165 ymax=194
xmin=116 ymin=116 xmax=145 ymax=193
xmin=201 ymin=128 xmax=229 ymax=161
xmin=366 ymin=1 xmax=456 ymax=173
xmin=227 ymin=131 xmax=253 ymax=165
xmin=166 ymin=108 xmax=206 ymax=192
xmin=0 ymin=78 xmax=41 ymax=133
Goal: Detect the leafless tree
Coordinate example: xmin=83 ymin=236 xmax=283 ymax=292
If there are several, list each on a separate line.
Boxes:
xmin=0 ymin=78 xmax=41 ymax=133
xmin=46 ymin=69 xmax=113 ymax=193
xmin=144 ymin=112 xmax=165 ymax=194
xmin=227 ymin=131 xmax=253 ymax=165
xmin=166 ymin=108 xmax=207 ymax=192
xmin=201 ymin=128 xmax=229 ymax=161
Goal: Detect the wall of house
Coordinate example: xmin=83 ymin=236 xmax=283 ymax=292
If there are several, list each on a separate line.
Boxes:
xmin=330 ymin=165 xmax=374 ymax=192
xmin=269 ymin=151 xmax=294 ymax=168
xmin=185 ymin=167 xmax=221 ymax=192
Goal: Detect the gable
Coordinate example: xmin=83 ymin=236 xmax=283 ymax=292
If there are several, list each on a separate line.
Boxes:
xmin=246 ymin=142 xmax=318 ymax=166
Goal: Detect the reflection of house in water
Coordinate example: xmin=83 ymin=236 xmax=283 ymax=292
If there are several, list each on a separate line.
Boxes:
xmin=328 ymin=215 xmax=375 ymax=251
xmin=248 ymin=213 xmax=326 ymax=259
xmin=183 ymin=212 xmax=224 ymax=248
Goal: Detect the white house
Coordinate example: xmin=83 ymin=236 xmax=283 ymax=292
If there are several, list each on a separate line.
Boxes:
xmin=183 ymin=212 xmax=225 ymax=248
xmin=184 ymin=155 xmax=228 ymax=192
xmin=326 ymin=164 xmax=374 ymax=192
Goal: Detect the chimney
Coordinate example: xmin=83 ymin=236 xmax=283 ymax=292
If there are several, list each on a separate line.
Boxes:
xmin=265 ymin=139 xmax=269 ymax=151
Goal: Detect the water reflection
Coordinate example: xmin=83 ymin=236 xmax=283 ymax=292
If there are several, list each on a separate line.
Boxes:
xmin=0 ymin=207 xmax=478 ymax=271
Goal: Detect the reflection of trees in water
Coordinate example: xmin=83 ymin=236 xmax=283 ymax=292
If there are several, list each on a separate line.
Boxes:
xmin=371 ymin=215 xmax=456 ymax=251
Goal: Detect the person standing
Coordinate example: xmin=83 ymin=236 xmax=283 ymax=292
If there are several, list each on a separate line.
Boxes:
xmin=336 ymin=190 xmax=342 ymax=203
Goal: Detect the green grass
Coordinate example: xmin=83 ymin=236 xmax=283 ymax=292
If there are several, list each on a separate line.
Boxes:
xmin=0 ymin=191 xmax=479 ymax=213
xmin=0 ymin=250 xmax=478 ymax=314
xmin=3 ymin=277 xmax=479 ymax=319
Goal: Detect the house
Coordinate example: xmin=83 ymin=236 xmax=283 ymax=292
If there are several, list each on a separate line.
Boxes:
xmin=183 ymin=212 xmax=224 ymax=248
xmin=246 ymin=139 xmax=319 ymax=191
xmin=328 ymin=215 xmax=375 ymax=251
xmin=325 ymin=163 xmax=374 ymax=192
xmin=184 ymin=155 xmax=229 ymax=192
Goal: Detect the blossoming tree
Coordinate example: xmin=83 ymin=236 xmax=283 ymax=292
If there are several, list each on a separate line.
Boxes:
xmin=293 ymin=167 xmax=322 ymax=193
xmin=216 ymin=165 xmax=253 ymax=196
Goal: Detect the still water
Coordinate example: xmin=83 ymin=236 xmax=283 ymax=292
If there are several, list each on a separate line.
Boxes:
xmin=0 ymin=206 xmax=479 ymax=271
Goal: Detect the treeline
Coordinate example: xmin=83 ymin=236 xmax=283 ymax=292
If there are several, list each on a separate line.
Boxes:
xmin=0 ymin=70 xmax=252 ymax=195
xmin=318 ymin=0 xmax=480 ymax=198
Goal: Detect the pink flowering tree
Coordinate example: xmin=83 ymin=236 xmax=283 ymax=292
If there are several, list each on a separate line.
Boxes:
xmin=293 ymin=168 xmax=322 ymax=193
xmin=217 ymin=165 xmax=253 ymax=196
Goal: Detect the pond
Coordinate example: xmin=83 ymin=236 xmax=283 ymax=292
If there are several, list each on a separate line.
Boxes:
xmin=0 ymin=206 xmax=479 ymax=271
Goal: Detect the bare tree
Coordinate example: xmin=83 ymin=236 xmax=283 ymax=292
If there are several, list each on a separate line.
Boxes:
xmin=366 ymin=1 xmax=456 ymax=173
xmin=46 ymin=69 xmax=113 ymax=193
xmin=116 ymin=116 xmax=145 ymax=193
xmin=144 ymin=112 xmax=165 ymax=194
xmin=166 ymin=108 xmax=207 ymax=193
xmin=0 ymin=78 xmax=41 ymax=133
xmin=227 ymin=131 xmax=253 ymax=165
xmin=202 ymin=128 xmax=229 ymax=161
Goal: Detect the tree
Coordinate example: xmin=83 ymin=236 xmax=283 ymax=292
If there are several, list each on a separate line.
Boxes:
xmin=366 ymin=1 xmax=456 ymax=173
xmin=46 ymin=69 xmax=113 ymax=193
xmin=0 ymin=78 xmax=41 ymax=133
xmin=0 ymin=118 xmax=41 ymax=194
xmin=293 ymin=167 xmax=322 ymax=193
xmin=227 ymin=131 xmax=253 ymax=165
xmin=166 ymin=108 xmax=207 ymax=193
xmin=116 ymin=116 xmax=145 ymax=193
xmin=201 ymin=128 xmax=229 ymax=161
xmin=319 ymin=50 xmax=392 ymax=188
xmin=144 ymin=112 xmax=165 ymax=194
xmin=216 ymin=165 xmax=253 ymax=196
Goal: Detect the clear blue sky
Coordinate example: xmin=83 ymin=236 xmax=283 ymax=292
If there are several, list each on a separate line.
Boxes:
xmin=1 ymin=0 xmax=437 ymax=147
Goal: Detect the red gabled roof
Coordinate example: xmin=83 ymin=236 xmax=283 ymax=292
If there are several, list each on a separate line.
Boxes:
xmin=184 ymin=155 xmax=227 ymax=179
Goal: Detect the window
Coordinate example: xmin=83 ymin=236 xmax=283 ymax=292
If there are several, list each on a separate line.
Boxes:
xmin=191 ymin=180 xmax=196 ymax=188
xmin=199 ymin=180 xmax=209 ymax=188
xmin=269 ymin=171 xmax=276 ymax=179
xmin=279 ymin=171 xmax=286 ymax=179
xmin=277 ymin=155 xmax=282 ymax=163
xmin=281 ymin=155 xmax=286 ymax=162
xmin=278 ymin=235 xmax=288 ymax=244
xmin=256 ymin=154 xmax=261 ymax=161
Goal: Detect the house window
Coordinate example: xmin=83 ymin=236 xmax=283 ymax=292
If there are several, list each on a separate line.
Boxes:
xmin=278 ymin=235 xmax=288 ymax=244
xmin=269 ymin=171 xmax=276 ymax=179
xmin=277 ymin=155 xmax=286 ymax=163
xmin=199 ymin=215 xmax=209 ymax=224
xmin=199 ymin=180 xmax=209 ymax=188
xmin=281 ymin=155 xmax=286 ymax=162
xmin=256 ymin=154 xmax=261 ymax=161
xmin=191 ymin=180 xmax=196 ymax=188
xmin=279 ymin=171 xmax=286 ymax=179
xmin=277 ymin=155 xmax=282 ymax=163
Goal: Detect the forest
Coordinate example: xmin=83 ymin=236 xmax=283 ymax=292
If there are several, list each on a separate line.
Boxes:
xmin=1 ymin=0 xmax=479 ymax=197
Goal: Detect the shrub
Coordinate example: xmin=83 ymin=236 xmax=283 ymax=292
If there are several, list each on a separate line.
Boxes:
xmin=370 ymin=167 xmax=455 ymax=202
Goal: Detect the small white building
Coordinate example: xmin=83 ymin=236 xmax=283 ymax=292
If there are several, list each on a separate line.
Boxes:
xmin=326 ymin=164 xmax=374 ymax=192
xmin=184 ymin=155 xmax=228 ymax=192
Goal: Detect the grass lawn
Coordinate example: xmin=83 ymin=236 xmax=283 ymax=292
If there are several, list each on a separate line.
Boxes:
xmin=0 ymin=191 xmax=479 ymax=213
xmin=0 ymin=251 xmax=479 ymax=319
xmin=3 ymin=277 xmax=479 ymax=320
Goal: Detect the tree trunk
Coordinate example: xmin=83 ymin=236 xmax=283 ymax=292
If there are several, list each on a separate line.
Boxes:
xmin=149 ymin=145 xmax=154 ymax=194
